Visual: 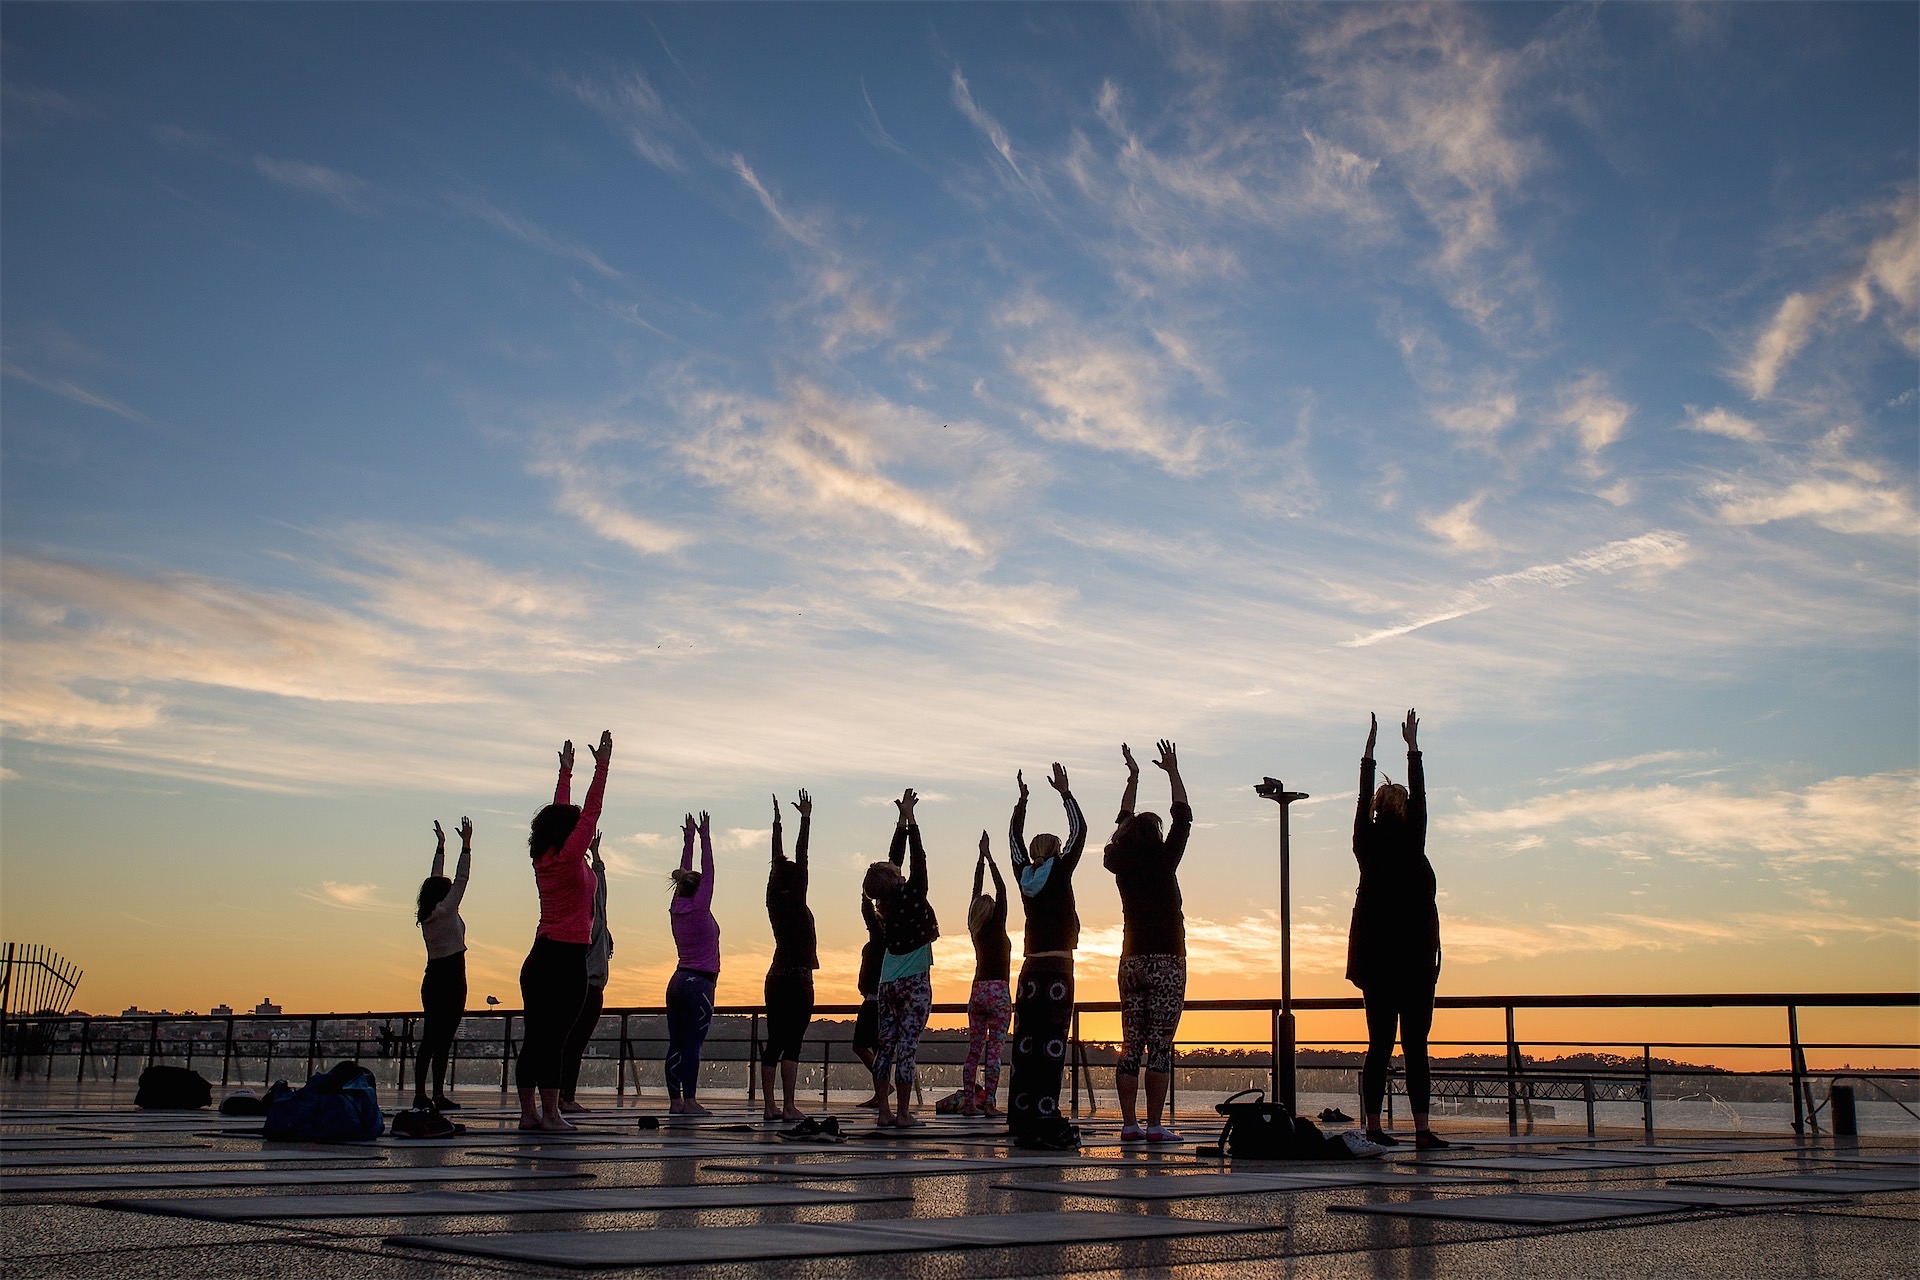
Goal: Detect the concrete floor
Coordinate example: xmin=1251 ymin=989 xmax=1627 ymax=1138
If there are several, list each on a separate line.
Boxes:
xmin=4 ymin=1082 xmax=1916 ymax=1279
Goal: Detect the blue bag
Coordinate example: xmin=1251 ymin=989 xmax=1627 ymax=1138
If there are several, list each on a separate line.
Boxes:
xmin=263 ymin=1061 xmax=385 ymax=1142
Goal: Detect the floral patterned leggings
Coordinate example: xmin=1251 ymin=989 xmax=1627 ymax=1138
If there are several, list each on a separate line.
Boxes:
xmin=873 ymin=971 xmax=933 ymax=1087
xmin=961 ymin=979 xmax=1012 ymax=1099
xmin=1116 ymin=954 xmax=1187 ymax=1077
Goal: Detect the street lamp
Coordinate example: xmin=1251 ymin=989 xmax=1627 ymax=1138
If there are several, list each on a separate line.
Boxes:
xmin=1254 ymin=777 xmax=1308 ymax=1116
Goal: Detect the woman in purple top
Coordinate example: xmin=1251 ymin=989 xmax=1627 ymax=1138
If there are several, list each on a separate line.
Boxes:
xmin=666 ymin=810 xmax=718 ymax=1116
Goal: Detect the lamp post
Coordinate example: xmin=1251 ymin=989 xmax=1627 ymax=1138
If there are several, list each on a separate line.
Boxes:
xmin=1254 ymin=777 xmax=1308 ymax=1115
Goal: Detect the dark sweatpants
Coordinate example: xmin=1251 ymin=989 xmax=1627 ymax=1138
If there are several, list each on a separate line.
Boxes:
xmin=416 ymin=952 xmax=466 ymax=1099
xmin=1361 ymin=980 xmax=1435 ymax=1118
xmin=560 ymin=983 xmax=606 ymax=1101
xmin=762 ymin=968 xmax=815 ymax=1066
xmin=517 ymin=938 xmax=588 ymax=1091
xmin=1007 ymin=957 xmax=1074 ymax=1137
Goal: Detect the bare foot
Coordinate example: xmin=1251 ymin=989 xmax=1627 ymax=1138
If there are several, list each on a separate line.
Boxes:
xmin=876 ymin=1111 xmax=897 ymax=1127
xmin=762 ymin=1109 xmax=782 ymax=1122
xmin=517 ymin=1116 xmax=544 ymax=1130
xmin=853 ymin=1094 xmax=884 ymax=1109
xmin=538 ymin=1114 xmax=577 ymax=1131
xmin=780 ymin=1106 xmax=808 ymax=1122
xmin=894 ymin=1112 xmax=921 ymax=1128
xmin=682 ymin=1101 xmax=712 ymax=1117
xmin=668 ymin=1099 xmax=685 ymax=1114
xmin=558 ymin=1099 xmax=589 ymax=1114
xmin=960 ymin=1103 xmax=981 ymax=1117
xmin=982 ymin=1104 xmax=1003 ymax=1117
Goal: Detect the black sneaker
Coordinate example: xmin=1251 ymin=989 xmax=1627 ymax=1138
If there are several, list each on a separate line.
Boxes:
xmin=1319 ymin=1107 xmax=1353 ymax=1124
xmin=1014 ymin=1123 xmax=1081 ymax=1152
xmin=1415 ymin=1130 xmax=1451 ymax=1151
xmin=430 ymin=1096 xmax=461 ymax=1111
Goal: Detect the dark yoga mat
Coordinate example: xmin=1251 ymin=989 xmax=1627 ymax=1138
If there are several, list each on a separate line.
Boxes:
xmin=389 ymin=1208 xmax=1275 ymax=1267
xmin=1330 ymin=1193 xmax=1686 ymax=1225
xmin=1678 ymin=1170 xmax=1920 ymax=1194
xmin=2 ymin=1147 xmax=387 ymax=1169
xmin=1406 ymin=1153 xmax=1718 ymax=1172
xmin=475 ymin=1144 xmax=936 ymax=1164
xmin=997 ymin=1169 xmax=1505 ymax=1199
xmin=110 ymin=1183 xmax=912 ymax=1220
xmin=702 ymin=1155 xmax=1083 ymax=1179
xmin=4 ymin=1165 xmax=585 ymax=1194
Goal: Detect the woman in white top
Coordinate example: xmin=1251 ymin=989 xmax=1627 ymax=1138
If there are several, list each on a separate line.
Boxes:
xmin=414 ymin=817 xmax=471 ymax=1111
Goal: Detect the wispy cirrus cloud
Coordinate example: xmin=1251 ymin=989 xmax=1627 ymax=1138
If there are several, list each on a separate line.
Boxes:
xmin=252 ymin=155 xmax=374 ymax=213
xmin=1341 ymin=530 xmax=1689 ymax=647
xmin=559 ymin=67 xmax=692 ymax=172
xmin=451 ymin=195 xmax=621 ymax=280
xmin=297 ymin=881 xmax=389 ymax=912
xmin=1 ymin=362 xmax=151 ymax=424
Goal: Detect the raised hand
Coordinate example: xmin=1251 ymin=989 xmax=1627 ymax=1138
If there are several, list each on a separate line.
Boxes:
xmin=1364 ymin=713 xmax=1378 ymax=760
xmin=895 ymin=787 xmax=918 ymax=823
xmin=978 ymin=829 xmax=990 ymax=859
xmin=682 ymin=813 xmax=698 ymax=839
xmin=771 ymin=792 xmax=782 ymax=826
xmin=1401 ymin=709 xmax=1419 ymax=751
xmin=434 ymin=820 xmax=446 ymax=848
xmin=792 ymin=788 xmax=812 ymax=818
xmin=457 ymin=816 xmax=473 ymax=847
xmin=1048 ymin=762 xmax=1069 ymax=794
xmin=559 ymin=740 xmax=575 ymax=772
xmin=1153 ymin=740 xmax=1178 ymax=774
xmin=1121 ymin=743 xmax=1139 ymax=776
xmin=589 ymin=831 xmax=602 ymax=856
xmin=588 ymin=729 xmax=613 ymax=765
xmin=1016 ymin=769 xmax=1029 ymax=802
xmin=697 ymin=810 xmax=710 ymax=836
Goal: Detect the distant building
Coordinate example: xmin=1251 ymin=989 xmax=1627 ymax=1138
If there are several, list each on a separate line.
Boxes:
xmin=211 ymin=1004 xmax=233 ymax=1017
xmin=253 ymin=997 xmax=281 ymax=1016
xmin=121 ymin=1006 xmax=144 ymax=1017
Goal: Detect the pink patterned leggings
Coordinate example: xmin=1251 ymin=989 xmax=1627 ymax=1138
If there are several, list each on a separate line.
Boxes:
xmin=962 ymin=978 xmax=1012 ymax=1099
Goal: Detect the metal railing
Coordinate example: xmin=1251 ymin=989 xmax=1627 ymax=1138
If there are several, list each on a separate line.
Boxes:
xmin=4 ymin=991 xmax=1913 ymax=1138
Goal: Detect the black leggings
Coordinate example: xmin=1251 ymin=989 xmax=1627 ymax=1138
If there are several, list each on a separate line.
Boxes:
xmin=560 ymin=984 xmax=606 ymax=1101
xmin=1007 ymin=958 xmax=1074 ymax=1137
xmin=517 ymin=938 xmax=588 ymax=1091
xmin=1361 ymin=981 xmax=1435 ymax=1119
xmin=416 ymin=953 xmax=466 ymax=1099
xmin=762 ymin=969 xmax=815 ymax=1066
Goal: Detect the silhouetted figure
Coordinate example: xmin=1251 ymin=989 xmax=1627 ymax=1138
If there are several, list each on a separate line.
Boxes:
xmin=414 ymin=817 xmax=471 ymax=1111
xmin=1348 ymin=710 xmax=1447 ymax=1150
xmin=1006 ymin=763 xmax=1087 ymax=1150
xmin=1106 ymin=740 xmax=1193 ymax=1142
xmin=517 ymin=731 xmax=611 ymax=1131
xmin=961 ymin=830 xmax=1011 ymax=1116
xmin=851 ymin=889 xmax=884 ymax=1107
xmin=666 ymin=810 xmax=718 ymax=1116
xmin=864 ymin=787 xmax=939 ymax=1127
xmin=762 ymin=790 xmax=817 ymax=1122
xmin=559 ymin=832 xmax=613 ymax=1113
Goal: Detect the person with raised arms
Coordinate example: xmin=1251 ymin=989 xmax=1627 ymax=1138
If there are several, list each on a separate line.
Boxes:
xmin=517 ymin=731 xmax=611 ymax=1131
xmin=558 ymin=831 xmax=612 ymax=1113
xmin=960 ymin=830 xmax=1011 ymax=1117
xmin=1105 ymin=740 xmax=1193 ymax=1142
xmin=1348 ymin=709 xmax=1448 ymax=1150
xmin=413 ymin=816 xmax=471 ymax=1113
xmin=1004 ymin=763 xmax=1087 ymax=1150
xmin=761 ymin=790 xmax=817 ymax=1122
xmin=863 ymin=787 xmax=939 ymax=1128
xmin=665 ymin=810 xmax=719 ymax=1116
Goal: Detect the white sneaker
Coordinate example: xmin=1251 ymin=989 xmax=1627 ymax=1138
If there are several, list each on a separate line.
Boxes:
xmin=1340 ymin=1130 xmax=1390 ymax=1158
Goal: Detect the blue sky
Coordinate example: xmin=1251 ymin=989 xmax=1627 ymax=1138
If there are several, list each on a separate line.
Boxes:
xmin=2 ymin=3 xmax=1915 ymax=1019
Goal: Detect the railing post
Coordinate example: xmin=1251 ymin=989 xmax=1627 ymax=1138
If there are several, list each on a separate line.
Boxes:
xmin=1584 ymin=1077 xmax=1595 ymax=1137
xmin=147 ymin=1018 xmax=159 ymax=1069
xmin=1788 ymin=1005 xmax=1807 ymax=1136
xmin=1270 ymin=1008 xmax=1281 ymax=1100
xmin=305 ymin=1017 xmax=318 ymax=1080
xmin=1070 ymin=1007 xmax=1082 ymax=1119
xmin=1642 ymin=1043 xmax=1655 ymax=1142
xmin=1504 ymin=1005 xmax=1520 ymax=1135
xmin=616 ymin=1013 xmax=629 ymax=1101
xmin=821 ymin=1036 xmax=831 ymax=1109
xmin=748 ymin=1012 xmax=760 ymax=1109
xmin=77 ymin=1018 xmax=91 ymax=1083
xmin=220 ymin=1017 xmax=234 ymax=1087
xmin=500 ymin=1012 xmax=513 ymax=1093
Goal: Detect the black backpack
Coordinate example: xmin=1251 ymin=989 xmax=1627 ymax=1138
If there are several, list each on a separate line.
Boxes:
xmin=1210 ymin=1089 xmax=1357 ymax=1160
xmin=134 ymin=1064 xmax=212 ymax=1110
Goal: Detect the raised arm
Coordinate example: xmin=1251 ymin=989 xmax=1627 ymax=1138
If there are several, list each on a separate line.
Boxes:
xmin=1118 ymin=744 xmax=1141 ymax=821
xmin=1050 ymin=763 xmax=1086 ymax=870
xmin=554 ymin=739 xmax=575 ymax=806
xmin=443 ymin=817 xmax=473 ymax=914
xmin=985 ymin=845 xmax=1005 ymax=898
xmin=431 ymin=820 xmax=447 ymax=879
xmin=557 ymin=731 xmax=612 ymax=862
xmin=1155 ymin=741 xmax=1191 ymax=867
xmin=681 ymin=813 xmax=697 ymax=872
xmin=1008 ymin=770 xmax=1031 ymax=869
xmin=694 ymin=810 xmax=715 ymax=909
xmin=906 ymin=822 xmax=927 ymax=894
xmin=792 ymin=789 xmax=811 ymax=884
xmin=973 ymin=831 xmax=989 ymax=900
xmin=1404 ymin=709 xmax=1427 ymax=845
xmin=589 ymin=831 xmax=609 ymax=943
xmin=770 ymin=793 xmax=786 ymax=869
xmin=1355 ymin=714 xmax=1378 ymax=861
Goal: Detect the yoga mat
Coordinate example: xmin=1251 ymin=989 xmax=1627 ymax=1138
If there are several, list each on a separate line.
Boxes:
xmin=1406 ymin=1153 xmax=1718 ymax=1172
xmin=995 ymin=1169 xmax=1510 ymax=1199
xmin=1572 ymin=1186 xmax=1851 ymax=1209
xmin=1678 ymin=1171 xmax=1920 ymax=1195
xmin=702 ymin=1155 xmax=1083 ymax=1179
xmin=0 ymin=1139 xmax=199 ymax=1153
xmin=4 ymin=1166 xmax=584 ymax=1194
xmin=1788 ymin=1152 xmax=1920 ymax=1166
xmin=1 ymin=1147 xmax=387 ymax=1169
xmin=389 ymin=1208 xmax=1273 ymax=1267
xmin=111 ymin=1183 xmax=911 ymax=1220
xmin=1601 ymin=1143 xmax=1807 ymax=1155
xmin=1330 ymin=1193 xmax=1684 ymax=1225
xmin=469 ymin=1146 xmax=790 ymax=1164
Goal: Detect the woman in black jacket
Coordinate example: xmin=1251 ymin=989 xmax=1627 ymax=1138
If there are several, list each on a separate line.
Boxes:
xmin=1347 ymin=709 xmax=1447 ymax=1150
xmin=1005 ymin=763 xmax=1086 ymax=1150
xmin=761 ymin=790 xmax=816 ymax=1122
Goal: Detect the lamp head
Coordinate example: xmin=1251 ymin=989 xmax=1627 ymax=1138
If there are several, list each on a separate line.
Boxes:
xmin=1254 ymin=778 xmax=1309 ymax=804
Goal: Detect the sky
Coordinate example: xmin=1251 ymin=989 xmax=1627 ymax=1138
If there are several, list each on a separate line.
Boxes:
xmin=1 ymin=3 xmax=1915 ymax=1064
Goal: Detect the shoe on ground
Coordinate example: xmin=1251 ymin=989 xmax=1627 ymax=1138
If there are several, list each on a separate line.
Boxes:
xmin=430 ymin=1095 xmax=460 ymax=1110
xmin=1366 ymin=1129 xmax=1401 ymax=1146
xmin=1014 ymin=1123 xmax=1081 ymax=1152
xmin=1119 ymin=1123 xmax=1145 ymax=1142
xmin=1415 ymin=1130 xmax=1452 ymax=1150
xmin=1319 ymin=1107 xmax=1352 ymax=1123
xmin=411 ymin=1095 xmax=431 ymax=1111
xmin=1145 ymin=1126 xmax=1182 ymax=1143
xmin=1340 ymin=1130 xmax=1390 ymax=1158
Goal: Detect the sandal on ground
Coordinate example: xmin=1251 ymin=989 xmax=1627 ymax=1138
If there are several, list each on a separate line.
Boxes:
xmin=1145 ymin=1126 xmax=1182 ymax=1143
xmin=1119 ymin=1123 xmax=1146 ymax=1142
